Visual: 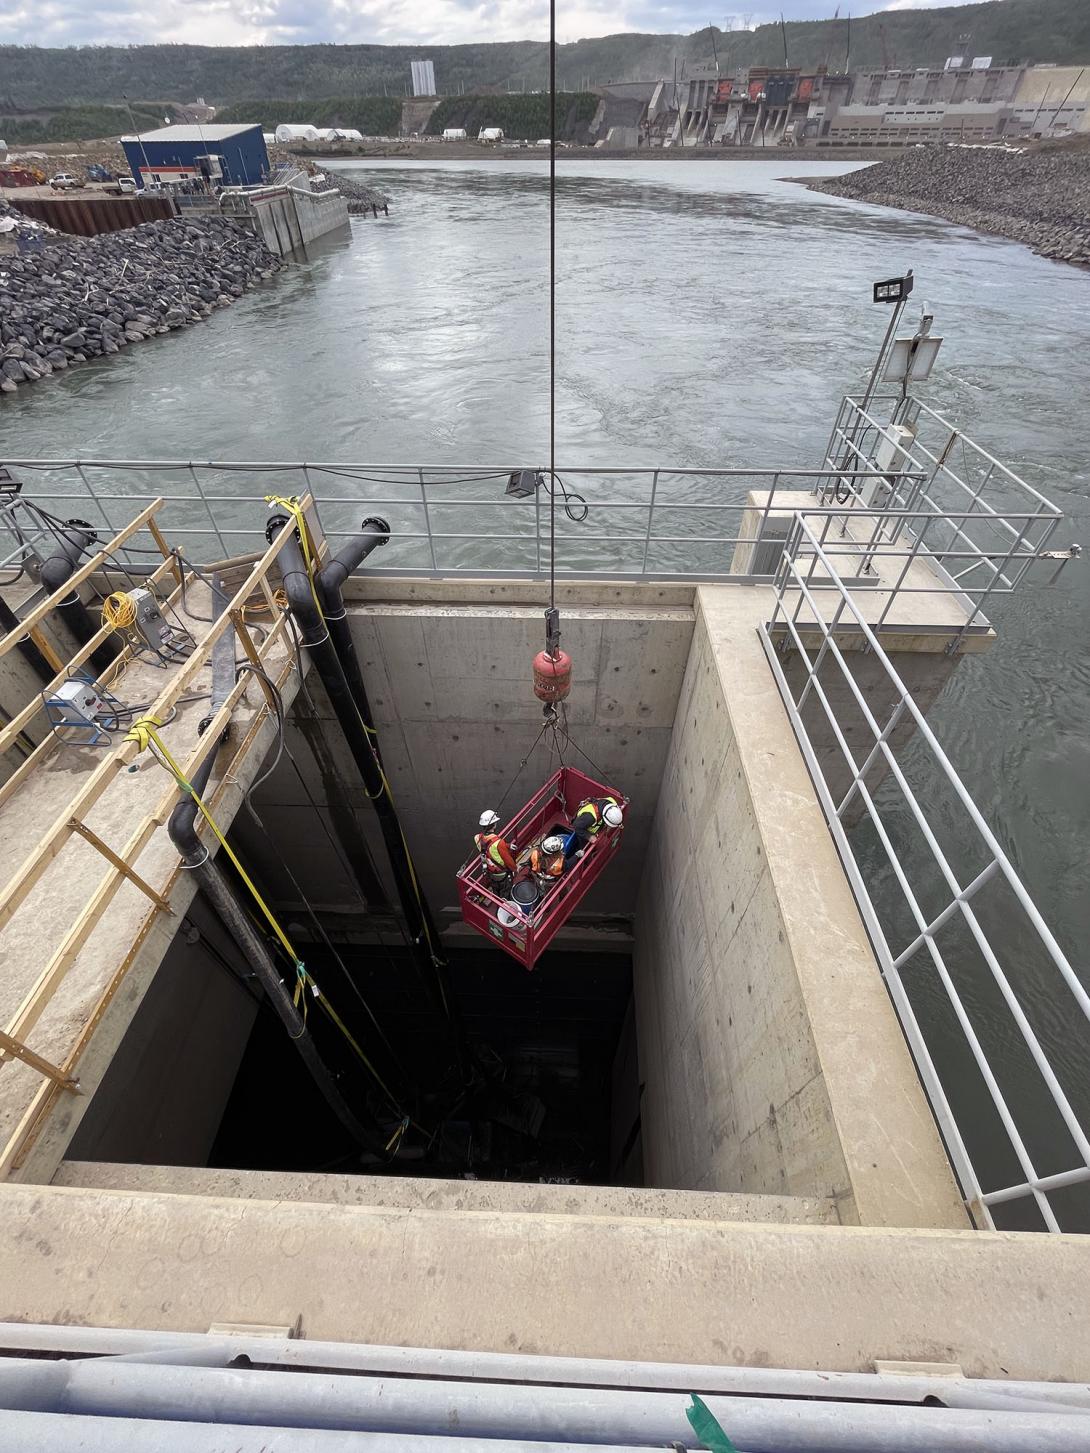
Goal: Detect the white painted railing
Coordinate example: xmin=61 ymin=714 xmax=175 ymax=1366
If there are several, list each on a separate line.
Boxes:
xmin=760 ymin=513 xmax=1087 ymax=1232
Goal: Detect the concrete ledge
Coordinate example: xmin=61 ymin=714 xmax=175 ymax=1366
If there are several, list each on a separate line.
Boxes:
xmin=342 ymin=578 xmax=697 ymax=609
xmin=635 ymin=588 xmax=967 ymax=1227
xmin=2 ymin=1183 xmax=1087 ymax=1379
xmin=53 ymin=1162 xmax=840 ymax=1224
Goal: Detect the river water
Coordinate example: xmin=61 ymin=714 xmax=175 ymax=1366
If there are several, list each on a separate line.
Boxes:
xmin=2 ymin=158 xmax=1087 ymax=1223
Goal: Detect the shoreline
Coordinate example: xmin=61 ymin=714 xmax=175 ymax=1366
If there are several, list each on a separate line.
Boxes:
xmin=802 ymin=142 xmax=1090 ymax=272
xmin=304 ymin=143 xmax=897 ymax=165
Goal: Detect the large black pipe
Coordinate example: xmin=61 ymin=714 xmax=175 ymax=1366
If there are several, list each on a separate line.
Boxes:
xmin=316 ymin=517 xmax=389 ymax=763
xmin=271 ymin=518 xmax=460 ymax=1046
xmin=0 ymin=596 xmax=53 ymax=685
xmin=168 ymin=748 xmax=383 ymax=1153
xmin=37 ymin=522 xmax=121 ymax=675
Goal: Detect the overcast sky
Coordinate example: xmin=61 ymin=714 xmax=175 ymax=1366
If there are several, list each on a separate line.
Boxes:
xmin=0 ymin=0 xmax=992 ymax=50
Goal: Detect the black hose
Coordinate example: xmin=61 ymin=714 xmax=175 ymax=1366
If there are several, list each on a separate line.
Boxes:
xmin=0 ymin=596 xmax=53 ymax=685
xmin=316 ymin=516 xmax=389 ymax=765
xmin=37 ymin=522 xmax=121 ymax=675
xmin=271 ymin=517 xmax=461 ymax=1055
xmin=168 ymin=747 xmax=384 ymax=1153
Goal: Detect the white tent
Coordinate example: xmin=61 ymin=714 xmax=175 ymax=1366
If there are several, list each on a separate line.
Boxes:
xmin=275 ymin=124 xmax=320 ymax=143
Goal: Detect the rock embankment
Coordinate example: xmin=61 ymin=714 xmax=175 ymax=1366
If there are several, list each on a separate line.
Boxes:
xmin=322 ymin=172 xmax=390 ymax=216
xmin=0 ymin=212 xmax=281 ymax=396
xmin=807 ymin=141 xmax=1090 ymax=270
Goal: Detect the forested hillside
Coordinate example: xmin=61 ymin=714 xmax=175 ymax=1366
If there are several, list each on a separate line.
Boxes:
xmin=424 ymin=95 xmax=598 ymax=141
xmin=1 ymin=0 xmax=1087 ymax=112
xmin=216 ymin=98 xmax=403 ymax=134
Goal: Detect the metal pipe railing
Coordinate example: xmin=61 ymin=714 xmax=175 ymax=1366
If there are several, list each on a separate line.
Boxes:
xmin=760 ymin=513 xmax=1086 ymax=1232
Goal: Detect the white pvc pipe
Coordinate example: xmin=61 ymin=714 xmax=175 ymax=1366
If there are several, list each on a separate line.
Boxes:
xmin=0 ymin=1410 xmax=651 ymax=1453
xmin=0 ymin=1359 xmax=1087 ymax=1452
xmin=2 ymin=1326 xmax=1087 ymax=1413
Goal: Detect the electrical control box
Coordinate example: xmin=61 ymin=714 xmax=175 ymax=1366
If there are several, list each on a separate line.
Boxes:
xmin=128 ymin=588 xmax=175 ymax=651
xmin=45 ymin=679 xmax=112 ymax=746
xmin=861 ymin=424 xmax=917 ymax=508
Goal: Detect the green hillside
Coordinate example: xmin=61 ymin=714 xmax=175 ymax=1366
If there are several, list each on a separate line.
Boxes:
xmin=423 ymin=94 xmax=598 ymax=140
xmin=1 ymin=0 xmax=1088 ymax=112
xmin=0 ymin=103 xmax=164 ymax=144
xmin=216 ymin=98 xmax=402 ymax=134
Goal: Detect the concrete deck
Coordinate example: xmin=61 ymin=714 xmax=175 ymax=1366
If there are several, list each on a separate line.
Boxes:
xmin=734 ymin=490 xmax=996 ymax=649
xmin=1 ymin=1180 xmax=1086 ymax=1380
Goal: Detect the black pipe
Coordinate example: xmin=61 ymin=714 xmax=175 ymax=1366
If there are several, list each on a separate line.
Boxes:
xmin=168 ymin=748 xmax=383 ymax=1153
xmin=0 ymin=596 xmax=53 ymax=684
xmin=37 ymin=521 xmax=121 ymax=675
xmin=271 ymin=518 xmax=460 ymax=1048
xmin=315 ymin=516 xmax=389 ymax=763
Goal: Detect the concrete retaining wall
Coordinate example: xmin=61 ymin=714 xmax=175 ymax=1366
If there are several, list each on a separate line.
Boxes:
xmin=248 ymin=586 xmax=695 ymax=920
xmin=633 ymin=586 xmax=967 ymax=1227
xmin=250 ymin=186 xmax=349 ymax=256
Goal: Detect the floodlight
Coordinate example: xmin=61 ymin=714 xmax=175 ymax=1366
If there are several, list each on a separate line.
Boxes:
xmin=873 ymin=274 xmax=914 ymax=304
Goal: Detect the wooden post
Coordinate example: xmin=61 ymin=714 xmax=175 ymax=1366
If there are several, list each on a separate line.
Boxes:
xmin=0 ymin=1029 xmax=81 ymax=1092
xmin=68 ymin=818 xmax=174 ymax=912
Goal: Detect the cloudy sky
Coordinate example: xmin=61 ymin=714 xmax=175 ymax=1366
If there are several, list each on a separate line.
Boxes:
xmin=0 ymin=0 xmax=992 ymax=49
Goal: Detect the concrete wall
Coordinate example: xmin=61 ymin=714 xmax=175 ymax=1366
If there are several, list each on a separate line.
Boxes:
xmin=251 ymin=191 xmax=305 ymax=258
xmin=65 ymin=896 xmax=258 ymax=1167
xmin=291 ymin=186 xmax=350 ymax=245
xmin=633 ymin=587 xmax=967 ymax=1227
xmin=252 ymin=186 xmax=349 ymax=256
xmin=4 ymin=1180 xmax=1087 ymax=1379
xmin=250 ymin=587 xmax=694 ymax=922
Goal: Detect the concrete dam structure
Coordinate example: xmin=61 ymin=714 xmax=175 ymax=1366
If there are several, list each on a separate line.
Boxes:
xmin=0 ymin=303 xmax=1086 ymax=1445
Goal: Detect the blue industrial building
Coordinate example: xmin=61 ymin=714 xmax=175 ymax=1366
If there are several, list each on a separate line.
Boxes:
xmin=121 ymin=124 xmax=269 ymax=191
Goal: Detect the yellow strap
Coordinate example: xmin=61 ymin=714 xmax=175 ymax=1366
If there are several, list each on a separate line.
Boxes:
xmin=131 ymin=715 xmax=416 ymax=1118
xmin=265 ymin=494 xmax=325 ymax=619
xmin=127 ymin=716 xmax=302 ymax=968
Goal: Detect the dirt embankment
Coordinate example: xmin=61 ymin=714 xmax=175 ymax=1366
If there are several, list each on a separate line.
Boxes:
xmin=805 ymin=139 xmax=1090 ymax=270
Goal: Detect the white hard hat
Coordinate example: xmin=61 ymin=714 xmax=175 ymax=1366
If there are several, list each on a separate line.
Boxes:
xmin=479 ymin=809 xmax=500 ymax=829
xmin=602 ymin=803 xmax=624 ymax=828
xmin=541 ymin=835 xmax=564 ymax=854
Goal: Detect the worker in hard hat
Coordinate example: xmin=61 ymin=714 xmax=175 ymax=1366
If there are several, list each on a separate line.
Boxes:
xmin=474 ymin=809 xmax=517 ymax=887
xmin=572 ymin=795 xmax=624 ymax=841
xmin=529 ymin=833 xmax=567 ymax=887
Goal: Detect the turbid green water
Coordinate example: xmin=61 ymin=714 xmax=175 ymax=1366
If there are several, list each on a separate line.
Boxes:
xmin=2 ymin=157 xmax=1087 ymax=1225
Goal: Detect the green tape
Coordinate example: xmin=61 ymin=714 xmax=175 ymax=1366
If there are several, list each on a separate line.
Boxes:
xmin=686 ymin=1393 xmax=739 ymax=1453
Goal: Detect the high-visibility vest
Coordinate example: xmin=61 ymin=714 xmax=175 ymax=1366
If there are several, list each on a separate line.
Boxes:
xmin=530 ymin=846 xmax=564 ymax=878
xmin=574 ymin=796 xmax=619 ymax=836
xmin=475 ymin=833 xmax=514 ymax=874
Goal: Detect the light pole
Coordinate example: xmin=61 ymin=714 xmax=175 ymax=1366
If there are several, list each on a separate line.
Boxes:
xmin=122 ymin=94 xmax=153 ymax=187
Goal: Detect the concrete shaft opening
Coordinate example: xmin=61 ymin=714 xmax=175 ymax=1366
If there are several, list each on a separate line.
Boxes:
xmin=52 ymin=579 xmax=967 ymax=1237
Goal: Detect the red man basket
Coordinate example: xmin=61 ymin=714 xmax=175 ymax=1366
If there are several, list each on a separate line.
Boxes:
xmin=456 ymin=765 xmax=625 ymax=970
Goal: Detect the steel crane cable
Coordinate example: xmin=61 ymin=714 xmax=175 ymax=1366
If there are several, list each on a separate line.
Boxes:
xmin=548 ymin=0 xmax=557 ymax=612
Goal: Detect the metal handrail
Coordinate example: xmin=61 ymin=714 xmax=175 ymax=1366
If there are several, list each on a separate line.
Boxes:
xmin=760 ymin=512 xmax=1087 ymax=1232
xmin=0 ymin=456 xmax=1067 ymax=612
xmin=817 ymin=394 xmax=1071 ymax=641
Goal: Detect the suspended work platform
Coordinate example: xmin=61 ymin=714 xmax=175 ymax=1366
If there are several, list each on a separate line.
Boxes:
xmin=457 ymin=765 xmax=626 ymax=970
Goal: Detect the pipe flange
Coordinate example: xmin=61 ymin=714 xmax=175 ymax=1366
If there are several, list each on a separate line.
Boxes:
xmin=362 ymin=516 xmax=391 ymax=546
xmin=266 ymin=513 xmax=291 ymax=544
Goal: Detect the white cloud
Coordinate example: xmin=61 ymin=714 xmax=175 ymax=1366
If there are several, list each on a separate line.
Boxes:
xmin=0 ymin=0 xmax=1000 ymax=48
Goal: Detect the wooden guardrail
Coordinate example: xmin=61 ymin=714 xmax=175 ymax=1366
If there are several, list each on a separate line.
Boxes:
xmin=0 ymin=497 xmax=313 ymax=1174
